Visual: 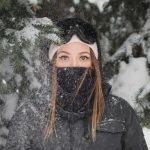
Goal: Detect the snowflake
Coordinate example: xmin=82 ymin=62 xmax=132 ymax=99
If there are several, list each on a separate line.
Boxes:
xmin=2 ymin=79 xmax=6 ymax=85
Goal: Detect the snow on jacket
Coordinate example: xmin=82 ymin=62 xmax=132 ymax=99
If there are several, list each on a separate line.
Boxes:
xmin=4 ymin=81 xmax=148 ymax=150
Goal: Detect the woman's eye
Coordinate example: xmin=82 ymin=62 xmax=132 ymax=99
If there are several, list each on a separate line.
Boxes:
xmin=58 ymin=55 xmax=69 ymax=61
xmin=80 ymin=56 xmax=90 ymax=61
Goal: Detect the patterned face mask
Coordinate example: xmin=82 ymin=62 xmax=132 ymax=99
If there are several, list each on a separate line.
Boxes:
xmin=56 ymin=67 xmax=95 ymax=113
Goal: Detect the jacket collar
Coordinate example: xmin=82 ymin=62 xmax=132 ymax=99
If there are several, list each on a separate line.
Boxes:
xmin=102 ymin=81 xmax=112 ymax=99
xmin=56 ymin=105 xmax=91 ymax=123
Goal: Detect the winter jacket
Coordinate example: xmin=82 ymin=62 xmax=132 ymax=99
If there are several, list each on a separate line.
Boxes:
xmin=4 ymin=82 xmax=148 ymax=150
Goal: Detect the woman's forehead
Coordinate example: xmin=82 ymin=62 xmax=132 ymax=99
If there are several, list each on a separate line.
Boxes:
xmin=57 ymin=42 xmax=90 ymax=53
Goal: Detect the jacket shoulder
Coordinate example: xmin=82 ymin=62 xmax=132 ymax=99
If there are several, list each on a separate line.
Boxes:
xmin=106 ymin=94 xmax=133 ymax=110
xmin=99 ymin=94 xmax=137 ymax=131
xmin=102 ymin=94 xmax=137 ymax=125
xmin=105 ymin=94 xmax=142 ymax=127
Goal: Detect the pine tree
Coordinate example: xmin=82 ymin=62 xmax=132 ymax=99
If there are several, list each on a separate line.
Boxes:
xmin=104 ymin=0 xmax=150 ymax=129
xmin=0 ymin=0 xmax=62 ymax=148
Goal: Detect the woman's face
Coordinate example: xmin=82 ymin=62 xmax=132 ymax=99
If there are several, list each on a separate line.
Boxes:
xmin=55 ymin=42 xmax=92 ymax=68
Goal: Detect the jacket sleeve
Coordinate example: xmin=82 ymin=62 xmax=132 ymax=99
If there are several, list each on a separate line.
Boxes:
xmin=122 ymin=100 xmax=148 ymax=150
xmin=4 ymin=103 xmax=32 ymax=150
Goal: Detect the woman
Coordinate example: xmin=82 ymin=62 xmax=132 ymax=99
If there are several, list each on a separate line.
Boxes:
xmin=5 ymin=18 xmax=148 ymax=150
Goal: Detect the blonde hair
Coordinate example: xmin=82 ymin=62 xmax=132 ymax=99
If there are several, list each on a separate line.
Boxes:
xmin=90 ymin=50 xmax=105 ymax=141
xmin=44 ymin=49 xmax=105 ymax=142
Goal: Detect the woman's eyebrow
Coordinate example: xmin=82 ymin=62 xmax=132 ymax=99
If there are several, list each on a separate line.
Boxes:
xmin=79 ymin=52 xmax=90 ymax=55
xmin=57 ymin=51 xmax=70 ymax=55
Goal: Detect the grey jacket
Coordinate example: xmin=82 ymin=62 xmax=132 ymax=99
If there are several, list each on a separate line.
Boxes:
xmin=4 ymin=82 xmax=148 ymax=150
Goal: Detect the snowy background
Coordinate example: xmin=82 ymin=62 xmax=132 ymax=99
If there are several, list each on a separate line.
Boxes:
xmin=0 ymin=0 xmax=150 ymax=149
